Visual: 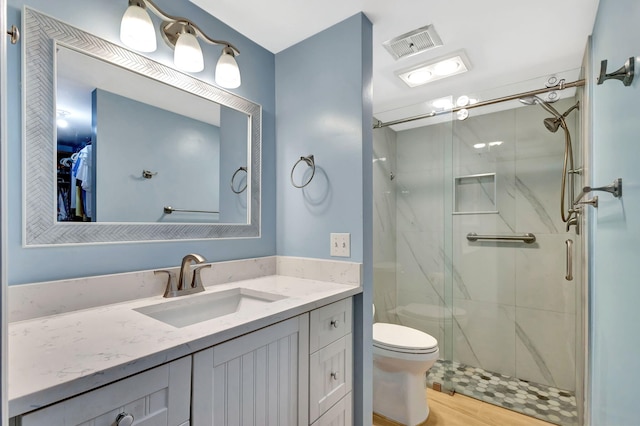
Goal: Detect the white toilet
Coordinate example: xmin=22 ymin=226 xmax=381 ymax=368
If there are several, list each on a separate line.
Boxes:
xmin=373 ymin=305 xmax=440 ymax=425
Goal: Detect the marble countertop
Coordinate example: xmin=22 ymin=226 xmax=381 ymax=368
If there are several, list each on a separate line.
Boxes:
xmin=8 ymin=274 xmax=361 ymax=417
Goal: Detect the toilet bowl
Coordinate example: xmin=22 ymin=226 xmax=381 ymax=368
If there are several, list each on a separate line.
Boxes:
xmin=373 ymin=307 xmax=440 ymax=425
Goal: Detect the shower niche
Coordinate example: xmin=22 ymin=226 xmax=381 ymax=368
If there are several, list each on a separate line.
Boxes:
xmin=453 ymin=173 xmax=497 ymax=214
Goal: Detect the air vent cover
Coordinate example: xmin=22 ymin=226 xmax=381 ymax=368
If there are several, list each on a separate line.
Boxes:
xmin=383 ymin=25 xmax=443 ymax=60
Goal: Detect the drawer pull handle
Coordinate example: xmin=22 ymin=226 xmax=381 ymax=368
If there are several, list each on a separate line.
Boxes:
xmin=330 ymin=371 xmax=339 ymax=381
xmin=330 ymin=319 xmax=340 ymax=328
xmin=116 ymin=412 xmax=135 ymax=426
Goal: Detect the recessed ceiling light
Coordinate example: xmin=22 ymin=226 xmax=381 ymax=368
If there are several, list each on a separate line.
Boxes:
xmin=488 ymin=141 xmax=503 ymax=146
xmin=433 ymin=59 xmax=460 ymax=76
xmin=407 ymin=69 xmax=433 ymax=85
xmin=56 ymin=110 xmax=70 ymax=128
xmin=432 ymin=98 xmax=454 ymax=109
xmin=473 ymin=143 xmax=486 ymax=149
xmin=457 ymin=109 xmax=469 ymax=120
xmin=456 ymin=95 xmax=470 ymax=107
xmin=396 ymin=50 xmax=471 ymax=88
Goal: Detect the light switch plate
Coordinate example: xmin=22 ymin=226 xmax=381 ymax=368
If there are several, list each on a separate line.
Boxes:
xmin=330 ymin=233 xmax=351 ymax=257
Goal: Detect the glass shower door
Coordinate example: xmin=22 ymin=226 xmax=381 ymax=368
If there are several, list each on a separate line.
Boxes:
xmin=446 ymin=94 xmax=582 ymax=425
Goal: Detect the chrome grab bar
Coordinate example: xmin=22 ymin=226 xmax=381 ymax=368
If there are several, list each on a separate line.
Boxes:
xmin=163 ymin=206 xmax=219 ymax=214
xmin=466 ymin=232 xmax=536 ymax=244
xmin=565 ymin=239 xmax=573 ymax=281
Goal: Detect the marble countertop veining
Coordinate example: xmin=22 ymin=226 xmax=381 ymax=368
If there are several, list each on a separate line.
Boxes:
xmin=8 ymin=274 xmax=361 ymax=418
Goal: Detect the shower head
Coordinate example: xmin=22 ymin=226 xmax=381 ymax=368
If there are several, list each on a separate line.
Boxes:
xmin=544 ymin=117 xmax=562 ymax=133
xmin=518 ymin=95 xmax=563 ymax=119
xmin=542 ymin=101 xmax=581 ymax=133
xmin=519 ymin=96 xmax=580 ymax=133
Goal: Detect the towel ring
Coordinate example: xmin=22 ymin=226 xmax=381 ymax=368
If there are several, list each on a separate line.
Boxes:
xmin=230 ymin=166 xmax=247 ymax=194
xmin=291 ymin=155 xmax=315 ymax=188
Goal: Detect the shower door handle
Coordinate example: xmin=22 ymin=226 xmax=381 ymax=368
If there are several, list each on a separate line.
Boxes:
xmin=565 ymin=239 xmax=573 ymax=281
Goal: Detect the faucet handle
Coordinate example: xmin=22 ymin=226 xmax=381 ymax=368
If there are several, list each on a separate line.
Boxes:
xmin=155 ymin=270 xmax=178 ymax=298
xmin=191 ymin=264 xmax=211 ymax=290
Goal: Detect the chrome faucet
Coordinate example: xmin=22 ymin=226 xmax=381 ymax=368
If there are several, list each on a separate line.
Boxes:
xmin=155 ymin=253 xmax=211 ymax=298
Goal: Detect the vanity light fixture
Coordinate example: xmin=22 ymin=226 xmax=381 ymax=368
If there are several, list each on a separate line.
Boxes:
xmin=396 ymin=51 xmax=471 ymax=88
xmin=120 ymin=0 xmax=242 ymax=88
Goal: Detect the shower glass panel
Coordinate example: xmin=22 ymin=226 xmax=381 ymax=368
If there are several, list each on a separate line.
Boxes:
xmin=373 ymin=71 xmax=584 ymax=426
xmin=448 ymin=93 xmax=582 ymax=426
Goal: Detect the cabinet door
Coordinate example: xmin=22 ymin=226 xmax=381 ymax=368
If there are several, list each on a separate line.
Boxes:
xmin=192 ymin=315 xmax=309 ymax=426
xmin=309 ymin=334 xmax=353 ymax=422
xmin=20 ymin=357 xmax=191 ymax=426
xmin=311 ymin=392 xmax=352 ymax=426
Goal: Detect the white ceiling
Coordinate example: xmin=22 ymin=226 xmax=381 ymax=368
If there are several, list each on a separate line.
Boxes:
xmin=190 ymin=0 xmax=600 ymax=122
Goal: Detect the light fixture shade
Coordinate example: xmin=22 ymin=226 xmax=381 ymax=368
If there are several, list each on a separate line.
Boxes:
xmin=174 ymin=31 xmax=204 ymax=73
xmin=215 ymin=48 xmax=241 ymax=89
xmin=120 ymin=4 xmax=157 ymax=52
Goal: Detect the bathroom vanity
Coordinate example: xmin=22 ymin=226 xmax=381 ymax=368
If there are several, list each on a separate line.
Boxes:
xmin=8 ymin=257 xmax=360 ymax=425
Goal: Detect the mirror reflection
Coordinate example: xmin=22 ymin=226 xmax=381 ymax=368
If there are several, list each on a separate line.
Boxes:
xmin=24 ymin=7 xmax=261 ymax=245
xmin=56 ymin=45 xmax=248 ymax=224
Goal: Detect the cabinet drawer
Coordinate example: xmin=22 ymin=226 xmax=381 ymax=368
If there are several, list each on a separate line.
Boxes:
xmin=310 ymin=298 xmax=352 ymax=352
xmin=20 ymin=357 xmax=191 ymax=426
xmin=311 ymin=392 xmax=352 ymax=426
xmin=309 ymin=334 xmax=353 ymax=422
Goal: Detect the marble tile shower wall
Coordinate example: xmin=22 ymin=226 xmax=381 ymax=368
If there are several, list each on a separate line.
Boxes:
xmin=373 ymin=126 xmax=398 ymax=324
xmin=393 ymin=98 xmax=578 ymax=392
xmin=394 ymin=122 xmax=450 ymax=349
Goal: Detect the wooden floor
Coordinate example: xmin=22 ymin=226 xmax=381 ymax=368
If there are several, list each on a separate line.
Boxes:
xmin=373 ymin=388 xmax=554 ymax=426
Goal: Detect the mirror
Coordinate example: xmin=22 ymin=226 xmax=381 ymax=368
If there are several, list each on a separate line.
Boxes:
xmin=24 ymin=8 xmax=261 ymax=245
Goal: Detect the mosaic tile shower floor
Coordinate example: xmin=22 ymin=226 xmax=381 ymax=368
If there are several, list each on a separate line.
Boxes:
xmin=426 ymin=359 xmax=578 ymax=425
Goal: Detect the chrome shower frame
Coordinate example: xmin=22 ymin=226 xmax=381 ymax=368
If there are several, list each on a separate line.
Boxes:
xmin=373 ymin=78 xmax=585 ymax=230
xmin=519 ymin=96 xmax=581 ymax=227
xmin=373 ymin=78 xmax=585 ymax=129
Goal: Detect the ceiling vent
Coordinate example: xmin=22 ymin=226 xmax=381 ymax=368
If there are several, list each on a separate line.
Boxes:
xmin=383 ymin=25 xmax=443 ymax=61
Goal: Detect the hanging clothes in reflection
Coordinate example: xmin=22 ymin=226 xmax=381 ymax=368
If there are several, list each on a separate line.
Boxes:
xmin=71 ymin=141 xmax=93 ymax=221
xmin=57 ymin=156 xmax=72 ymax=221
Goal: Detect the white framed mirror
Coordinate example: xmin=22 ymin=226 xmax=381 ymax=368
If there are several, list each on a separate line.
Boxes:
xmin=23 ymin=7 xmax=261 ymax=245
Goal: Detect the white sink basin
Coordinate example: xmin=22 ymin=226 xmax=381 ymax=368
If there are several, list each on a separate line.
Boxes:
xmin=134 ymin=288 xmax=287 ymax=328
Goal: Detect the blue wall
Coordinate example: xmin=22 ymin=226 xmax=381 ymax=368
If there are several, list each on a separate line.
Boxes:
xmin=5 ymin=0 xmax=276 ymax=284
xmin=275 ymin=13 xmax=373 ymax=424
xmin=4 ymin=2 xmax=374 ymax=419
xmin=275 ymin=15 xmax=370 ymax=263
xmin=94 ymin=89 xmax=221 ymax=223
xmin=589 ymin=0 xmax=640 ymax=423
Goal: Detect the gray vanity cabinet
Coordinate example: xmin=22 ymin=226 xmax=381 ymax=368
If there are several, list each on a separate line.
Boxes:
xmin=13 ymin=297 xmax=355 ymax=426
xmin=19 ymin=357 xmax=192 ymax=426
xmin=192 ymin=314 xmax=310 ymax=425
xmin=308 ymin=298 xmax=353 ymax=425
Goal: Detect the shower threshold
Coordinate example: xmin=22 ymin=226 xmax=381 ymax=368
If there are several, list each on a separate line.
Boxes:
xmin=426 ymin=359 xmax=577 ymax=426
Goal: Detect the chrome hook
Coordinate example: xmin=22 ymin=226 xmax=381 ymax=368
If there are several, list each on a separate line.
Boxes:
xmin=584 ymin=178 xmax=622 ymax=198
xmin=575 ymin=196 xmax=598 ymax=208
xmin=597 ymin=58 xmax=635 ymax=86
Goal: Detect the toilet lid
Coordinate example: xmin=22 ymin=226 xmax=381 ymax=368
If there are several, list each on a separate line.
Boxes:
xmin=373 ymin=323 xmax=438 ymax=352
